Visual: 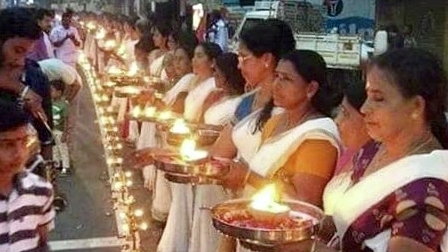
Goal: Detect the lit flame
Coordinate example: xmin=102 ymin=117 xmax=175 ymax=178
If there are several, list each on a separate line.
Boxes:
xmin=179 ymin=139 xmax=208 ymax=161
xmin=131 ymin=106 xmax=142 ymax=118
xmin=104 ymin=81 xmax=115 ymax=87
xmin=104 ymin=39 xmax=117 ymax=50
xmin=158 ymin=111 xmax=173 ymax=120
xmin=113 ymin=181 xmax=123 ymax=190
xmin=126 ymin=62 xmax=139 ymax=76
xmin=154 ymin=92 xmax=164 ymax=99
xmin=86 ymin=22 xmax=96 ymax=31
xmin=121 ymin=86 xmax=141 ymax=95
xmin=101 ymin=94 xmax=109 ymax=102
xmin=117 ymin=44 xmax=126 ymax=55
xmin=107 ymin=65 xmax=122 ymax=75
xmin=250 ymin=184 xmax=290 ymax=213
xmin=95 ymin=28 xmax=106 ymax=40
xmin=170 ymin=119 xmax=190 ymax=134
xmin=119 ymin=212 xmax=127 ymax=219
xmin=140 ymin=222 xmax=148 ymax=230
xmin=78 ymin=52 xmax=87 ymax=62
xmin=134 ymin=209 xmax=144 ymax=217
xmin=144 ymin=106 xmax=156 ymax=117
xmin=122 ymin=224 xmax=130 ymax=233
xmin=93 ymin=93 xmax=101 ymax=102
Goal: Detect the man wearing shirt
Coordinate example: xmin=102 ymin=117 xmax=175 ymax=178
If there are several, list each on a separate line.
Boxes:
xmin=28 ymin=8 xmax=55 ymax=61
xmin=0 ymin=7 xmax=44 ymax=118
xmin=50 ymin=12 xmax=81 ymax=68
xmin=38 ymin=58 xmax=82 ymax=102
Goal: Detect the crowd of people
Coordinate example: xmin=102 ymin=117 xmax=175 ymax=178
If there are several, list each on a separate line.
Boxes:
xmin=0 ymin=6 xmax=86 ymax=251
xmin=0 ymin=4 xmax=447 ymax=252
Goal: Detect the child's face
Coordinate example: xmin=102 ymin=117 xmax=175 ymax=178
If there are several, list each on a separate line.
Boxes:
xmin=50 ymin=86 xmax=62 ymax=100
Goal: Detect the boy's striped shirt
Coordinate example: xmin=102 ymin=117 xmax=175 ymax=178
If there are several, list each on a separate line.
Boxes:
xmin=0 ymin=171 xmax=55 ymax=252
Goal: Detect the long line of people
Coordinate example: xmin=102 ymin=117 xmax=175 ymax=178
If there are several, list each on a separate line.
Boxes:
xmin=81 ymin=10 xmax=448 ymax=252
xmin=0 ymin=5 xmax=446 ymax=252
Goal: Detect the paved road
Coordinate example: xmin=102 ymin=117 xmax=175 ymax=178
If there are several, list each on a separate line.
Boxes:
xmin=48 ymin=83 xmax=162 ymax=251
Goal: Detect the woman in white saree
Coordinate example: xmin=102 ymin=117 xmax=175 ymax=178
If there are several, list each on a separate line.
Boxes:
xmin=147 ymin=22 xmax=171 ymax=79
xmin=210 ymin=18 xmax=296 ymax=167
xmin=215 ymin=50 xmax=342 ymax=252
xmin=208 ymin=20 xmax=296 ymax=252
xmin=145 ymin=37 xmax=197 ymax=223
xmin=220 ymin=49 xmax=341 ymax=208
xmin=189 ymin=53 xmax=247 ymax=252
xmin=323 ymin=81 xmax=375 ymax=216
xmin=136 ymin=21 xmax=171 ymax=171
xmin=109 ymin=19 xmax=140 ymax=135
xmin=162 ymin=30 xmax=200 ymax=108
xmin=156 ymin=42 xmax=223 ymax=252
xmin=135 ymin=20 xmax=296 ymax=252
xmin=281 ymin=48 xmax=448 ymax=252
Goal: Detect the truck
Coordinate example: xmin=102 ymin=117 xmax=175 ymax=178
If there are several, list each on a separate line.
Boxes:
xmin=229 ymin=0 xmax=376 ymax=70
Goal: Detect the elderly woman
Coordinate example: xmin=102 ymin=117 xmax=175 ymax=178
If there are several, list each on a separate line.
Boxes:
xmin=286 ymin=48 xmax=448 ymax=252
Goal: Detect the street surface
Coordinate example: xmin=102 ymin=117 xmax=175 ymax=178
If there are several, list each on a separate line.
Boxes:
xmin=48 ymin=83 xmax=163 ymax=251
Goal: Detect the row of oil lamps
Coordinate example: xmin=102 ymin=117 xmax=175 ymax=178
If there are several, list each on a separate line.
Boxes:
xmin=78 ymin=51 xmax=147 ymax=252
xmin=80 ymin=20 xmax=209 ymax=164
xmin=77 ymin=20 xmax=299 ymax=250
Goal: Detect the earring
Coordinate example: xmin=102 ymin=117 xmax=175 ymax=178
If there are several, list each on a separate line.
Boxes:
xmin=264 ymin=63 xmax=269 ymax=68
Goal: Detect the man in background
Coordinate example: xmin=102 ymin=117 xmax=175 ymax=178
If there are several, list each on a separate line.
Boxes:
xmin=28 ymin=8 xmax=55 ymax=61
xmin=0 ymin=7 xmax=44 ymax=118
xmin=50 ymin=12 xmax=81 ymax=68
xmin=403 ymin=24 xmax=417 ymax=48
xmin=206 ymin=10 xmax=229 ymax=52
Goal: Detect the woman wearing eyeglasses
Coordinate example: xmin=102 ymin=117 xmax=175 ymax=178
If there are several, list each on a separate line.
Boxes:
xmin=210 ymin=19 xmax=296 ymax=170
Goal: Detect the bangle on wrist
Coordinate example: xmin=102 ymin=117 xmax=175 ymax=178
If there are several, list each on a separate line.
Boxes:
xmin=20 ymin=85 xmax=30 ymax=100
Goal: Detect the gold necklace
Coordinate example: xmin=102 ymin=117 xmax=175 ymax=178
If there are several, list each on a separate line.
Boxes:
xmin=274 ymin=110 xmax=314 ymax=136
xmin=366 ymin=133 xmax=435 ymax=176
